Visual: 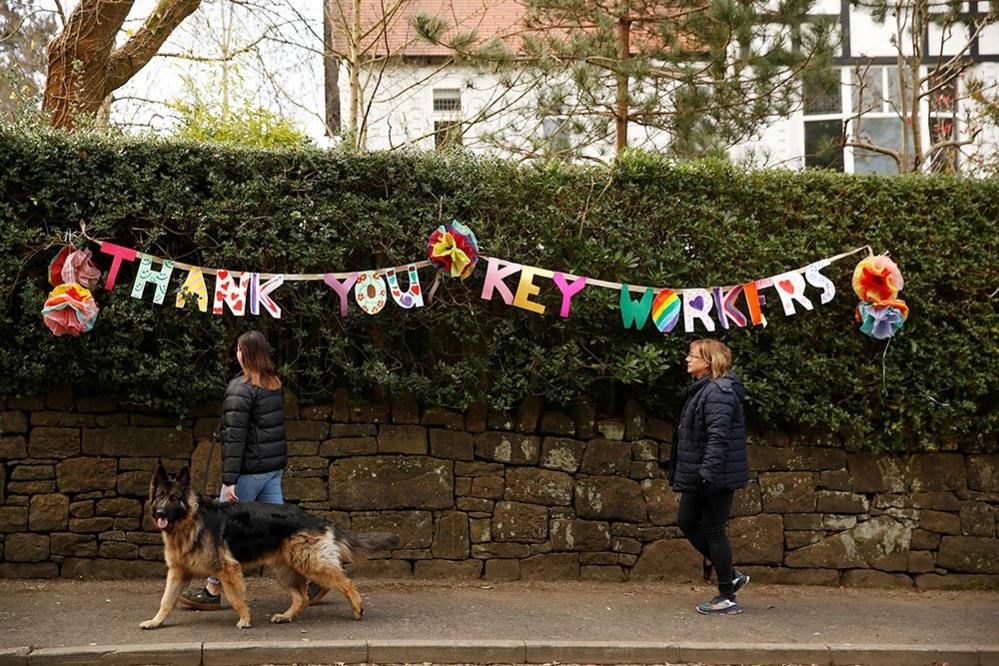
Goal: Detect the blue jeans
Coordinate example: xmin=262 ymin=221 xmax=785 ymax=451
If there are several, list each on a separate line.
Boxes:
xmin=206 ymin=470 xmax=284 ymax=586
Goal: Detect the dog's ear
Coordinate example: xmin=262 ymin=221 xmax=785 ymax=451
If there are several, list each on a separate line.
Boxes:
xmin=150 ymin=462 xmax=168 ymax=500
xmin=175 ymin=465 xmax=191 ymax=490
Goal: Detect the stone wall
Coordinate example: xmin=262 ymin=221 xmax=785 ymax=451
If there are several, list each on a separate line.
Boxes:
xmin=1 ymin=388 xmax=997 ymax=588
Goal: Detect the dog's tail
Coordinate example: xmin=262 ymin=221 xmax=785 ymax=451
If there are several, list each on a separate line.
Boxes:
xmin=338 ymin=530 xmax=399 ymax=563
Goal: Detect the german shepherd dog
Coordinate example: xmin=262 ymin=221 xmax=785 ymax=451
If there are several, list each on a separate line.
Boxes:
xmin=141 ymin=463 xmax=399 ymax=630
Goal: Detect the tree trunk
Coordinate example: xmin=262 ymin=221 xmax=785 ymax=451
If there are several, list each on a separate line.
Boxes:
xmin=43 ymin=0 xmax=202 ymax=130
xmin=323 ymin=0 xmax=342 ymax=136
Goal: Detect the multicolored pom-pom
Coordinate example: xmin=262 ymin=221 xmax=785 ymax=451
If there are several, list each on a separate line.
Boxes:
xmin=427 ymin=221 xmax=479 ymax=280
xmin=42 ymin=282 xmax=99 ymax=336
xmin=852 ymin=255 xmax=904 ymax=302
xmin=852 ymin=254 xmax=908 ymax=340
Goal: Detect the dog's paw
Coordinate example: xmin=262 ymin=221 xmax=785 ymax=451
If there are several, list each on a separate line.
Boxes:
xmin=270 ymin=613 xmax=292 ymax=624
xmin=139 ymin=619 xmax=161 ymax=630
xmin=236 ymin=618 xmax=252 ymax=629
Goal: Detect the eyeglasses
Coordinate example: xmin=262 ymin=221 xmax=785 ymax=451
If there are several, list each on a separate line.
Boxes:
xmin=685 ymin=354 xmax=706 ymax=362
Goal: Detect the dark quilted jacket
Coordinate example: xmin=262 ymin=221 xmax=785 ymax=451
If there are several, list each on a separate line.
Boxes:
xmin=221 ymin=374 xmax=287 ymax=485
xmin=668 ymin=371 xmax=749 ymax=492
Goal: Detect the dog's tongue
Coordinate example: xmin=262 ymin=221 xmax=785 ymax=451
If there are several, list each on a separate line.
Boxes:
xmin=156 ymin=517 xmax=169 ymax=530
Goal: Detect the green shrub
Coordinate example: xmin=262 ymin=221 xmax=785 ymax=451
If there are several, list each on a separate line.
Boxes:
xmin=1 ymin=128 xmax=996 ymax=451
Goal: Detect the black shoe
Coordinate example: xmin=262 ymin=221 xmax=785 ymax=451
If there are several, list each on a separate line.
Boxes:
xmin=178 ymin=587 xmax=222 ymax=611
xmin=732 ymin=570 xmax=750 ymax=594
xmin=696 ymin=595 xmax=742 ymax=615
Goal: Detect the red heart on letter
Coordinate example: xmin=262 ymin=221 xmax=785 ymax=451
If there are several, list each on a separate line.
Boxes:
xmin=779 ymin=280 xmax=795 ymax=293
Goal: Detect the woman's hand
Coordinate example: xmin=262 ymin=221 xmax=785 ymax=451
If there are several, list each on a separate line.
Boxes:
xmin=222 ymin=484 xmax=239 ymax=502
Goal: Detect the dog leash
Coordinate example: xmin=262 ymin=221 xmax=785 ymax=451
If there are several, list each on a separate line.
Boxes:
xmin=200 ymin=404 xmax=224 ymax=495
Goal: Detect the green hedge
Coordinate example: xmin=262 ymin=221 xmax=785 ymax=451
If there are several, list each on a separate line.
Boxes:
xmin=1 ymin=128 xmax=996 ymax=451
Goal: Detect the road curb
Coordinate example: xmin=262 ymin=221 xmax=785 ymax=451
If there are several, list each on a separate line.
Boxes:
xmin=2 ymin=641 xmax=996 ymax=665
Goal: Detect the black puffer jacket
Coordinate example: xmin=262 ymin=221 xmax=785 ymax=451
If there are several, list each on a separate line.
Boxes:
xmin=668 ymin=371 xmax=749 ymax=492
xmin=221 ymin=374 xmax=287 ymax=485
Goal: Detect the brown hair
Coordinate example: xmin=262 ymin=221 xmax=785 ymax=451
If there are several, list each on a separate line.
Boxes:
xmin=238 ymin=331 xmax=281 ymax=390
xmin=690 ymin=338 xmax=732 ymax=380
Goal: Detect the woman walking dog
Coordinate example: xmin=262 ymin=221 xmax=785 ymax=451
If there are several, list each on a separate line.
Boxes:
xmin=667 ymin=338 xmax=750 ymax=615
xmin=180 ymin=330 xmax=326 ymax=609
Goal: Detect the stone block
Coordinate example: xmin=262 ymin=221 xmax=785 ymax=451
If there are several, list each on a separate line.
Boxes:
xmin=816 ymin=490 xmax=869 ymax=514
xmin=959 ymin=502 xmax=995 ymax=537
xmin=937 ymin=536 xmax=999 ymax=573
xmin=319 ymin=437 xmax=377 ymax=457
xmin=539 ymin=437 xmax=585 ymax=473
xmin=539 ymin=411 xmax=575 ymax=436
xmin=284 ymin=476 xmax=328 ymax=502
xmin=729 ymin=514 xmax=783 ymax=565
xmin=919 ymin=509 xmax=962 ymax=534
xmin=910 ymin=528 xmax=940 ymax=550
xmin=485 ymin=559 xmax=520 ymax=580
xmin=0 ymin=410 xmax=28 ymax=434
xmin=575 ymin=477 xmax=646 ymax=523
xmin=83 ymin=427 xmax=192 ymax=458
xmin=390 ymin=392 xmax=420 ymax=424
xmin=349 ymin=402 xmax=389 ymax=424
xmin=47 ymin=384 xmax=74 ymax=411
xmin=520 ymin=552 xmax=579 ymax=579
xmin=28 ymin=428 xmax=80 ymax=458
xmin=465 ymin=402 xmax=488 ymax=432
xmin=516 ymin=396 xmax=543 ymax=433
xmin=414 ymin=559 xmax=482 ymax=579
xmin=569 ymin=401 xmax=596 ymax=439
xmin=4 ymin=533 xmax=48 ymax=562
xmin=968 ymin=454 xmax=999 ymax=492
xmin=431 ymin=511 xmax=470 ymax=559
xmin=285 ymin=420 xmax=329 ymax=441
xmin=909 ymin=453 xmax=967 ymax=492
xmin=646 ymin=417 xmax=672 ymax=442
xmin=504 ymin=467 xmax=573 ymax=506
xmin=595 ymin=420 xmax=625 ymax=441
xmin=760 ymin=472 xmax=816 ymax=512
xmin=550 ymin=519 xmax=611 ymax=551
xmin=351 ymin=511 xmax=433 ymax=549
xmin=421 ymin=407 xmax=465 ymax=430
xmin=56 ymin=458 xmax=117 ymax=493
xmin=912 ymin=491 xmax=961 ymax=511
xmin=842 ymin=569 xmax=913 ymax=588
xmin=581 ymin=565 xmax=626 ymax=581
xmin=731 ymin=480 xmax=762 ymax=516
xmin=848 ymin=453 xmax=907 ymax=493
xmin=0 ymin=562 xmax=58 ymax=578
xmin=0 ymin=435 xmax=26 ymax=459
xmin=643 ymin=479 xmax=678 ymax=526
xmin=786 ymin=515 xmax=910 ymax=570
xmin=580 ymin=439 xmax=632 ymax=476
xmin=473 ymin=432 xmax=540 ymax=465
xmin=378 ymin=425 xmax=427 ymax=454
xmin=630 ymin=539 xmax=702 ymax=581
xmin=300 ymin=404 xmax=332 ymax=421
xmin=29 ymin=494 xmax=69 ymax=531
xmin=472 ymin=542 xmax=531 ymax=558
xmin=623 ymin=399 xmax=645 ymax=440
xmin=491 ymin=501 xmax=548 ymax=542
xmin=0 ymin=506 xmax=28 ymax=532
xmin=469 ymin=475 xmax=504 ymax=499
xmin=329 ymin=423 xmax=377 ymax=437
xmin=469 ymin=517 xmax=491 ymax=543
xmin=429 ymin=429 xmax=474 ymax=460
xmin=350 ymin=559 xmax=412 ymax=578
xmin=818 ymin=468 xmax=852 ymax=491
xmin=49 ymin=532 xmax=98 ymax=557
xmin=907 ymin=550 xmax=935 ymax=573
xmin=329 ymin=456 xmax=452 ymax=510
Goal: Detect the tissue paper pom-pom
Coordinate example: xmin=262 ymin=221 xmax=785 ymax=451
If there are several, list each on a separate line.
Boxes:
xmin=61 ymin=248 xmax=101 ymax=289
xmin=852 ymin=255 xmax=904 ymax=302
xmin=427 ymin=221 xmax=479 ymax=280
xmin=855 ymin=300 xmax=908 ymax=340
xmin=41 ymin=283 xmax=99 ymax=337
xmin=48 ymin=247 xmax=72 ymax=287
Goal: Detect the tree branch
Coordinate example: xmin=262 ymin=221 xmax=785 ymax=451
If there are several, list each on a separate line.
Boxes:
xmin=106 ymin=0 xmax=203 ymax=91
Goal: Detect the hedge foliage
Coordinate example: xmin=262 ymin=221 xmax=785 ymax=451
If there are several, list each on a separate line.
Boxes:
xmin=1 ymin=128 xmax=996 ymax=451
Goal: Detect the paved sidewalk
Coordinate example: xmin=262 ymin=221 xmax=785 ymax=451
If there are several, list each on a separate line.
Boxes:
xmin=0 ymin=578 xmax=996 ymax=665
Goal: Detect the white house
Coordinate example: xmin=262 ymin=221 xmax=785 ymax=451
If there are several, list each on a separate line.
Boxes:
xmin=328 ymin=0 xmax=999 ymax=173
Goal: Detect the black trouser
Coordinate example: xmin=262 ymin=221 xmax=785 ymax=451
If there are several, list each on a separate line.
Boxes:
xmin=677 ymin=487 xmax=736 ymax=600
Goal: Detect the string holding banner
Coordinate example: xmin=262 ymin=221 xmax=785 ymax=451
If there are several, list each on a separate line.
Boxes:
xmin=71 ymin=221 xmax=879 ymax=334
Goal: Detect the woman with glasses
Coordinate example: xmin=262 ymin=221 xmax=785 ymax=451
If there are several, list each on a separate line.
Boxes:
xmin=666 ymin=338 xmax=750 ymax=615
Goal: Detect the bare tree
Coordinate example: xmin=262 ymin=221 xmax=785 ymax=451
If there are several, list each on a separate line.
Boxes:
xmin=42 ymin=0 xmax=202 ymax=130
xmin=844 ymin=0 xmax=997 ymax=173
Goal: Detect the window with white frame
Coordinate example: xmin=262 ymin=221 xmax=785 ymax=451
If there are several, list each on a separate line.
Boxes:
xmin=800 ymin=65 xmax=961 ymax=174
xmin=433 ymin=88 xmax=462 ymax=113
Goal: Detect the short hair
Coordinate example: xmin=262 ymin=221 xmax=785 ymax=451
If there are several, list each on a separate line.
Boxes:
xmin=691 ymin=339 xmax=732 ymax=379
